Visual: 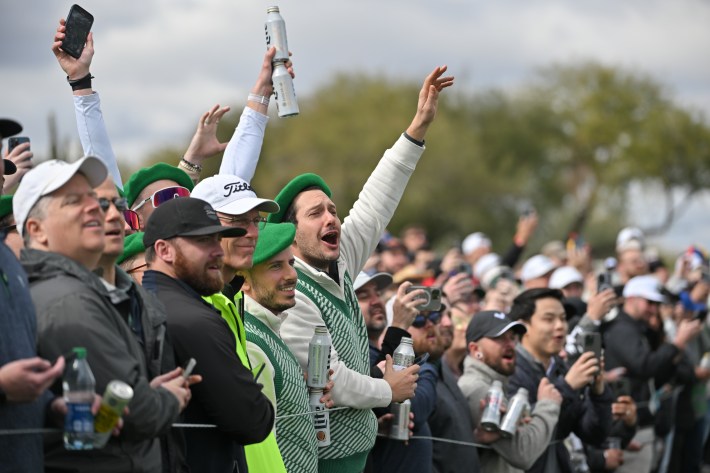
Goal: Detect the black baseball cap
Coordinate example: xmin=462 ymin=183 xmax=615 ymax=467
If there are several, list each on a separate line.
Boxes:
xmin=143 ymin=197 xmax=246 ymax=247
xmin=1 ymin=118 xmax=22 ymax=175
xmin=466 ymin=310 xmax=527 ymax=344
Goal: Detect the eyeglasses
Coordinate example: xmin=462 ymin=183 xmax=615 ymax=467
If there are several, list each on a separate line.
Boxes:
xmin=412 ymin=311 xmax=442 ymax=328
xmin=1 ymin=224 xmax=17 ymax=234
xmin=132 ymin=186 xmax=191 ymax=211
xmin=127 ymin=263 xmax=148 ymax=274
xmin=98 ymin=197 xmax=129 ymax=213
xmin=122 ymin=209 xmax=140 ymax=231
xmin=217 ymin=215 xmax=267 ymax=228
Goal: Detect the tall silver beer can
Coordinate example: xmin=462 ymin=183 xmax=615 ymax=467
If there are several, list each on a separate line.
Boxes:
xmin=307 ymin=325 xmax=331 ymax=388
xmin=265 ymin=6 xmax=290 ymax=62
xmin=272 ymin=60 xmax=299 ymax=117
xmin=310 ymin=388 xmax=331 ymax=447
xmin=499 ymin=387 xmax=529 ymax=438
xmin=389 ymin=399 xmax=411 ymax=440
xmin=393 ymin=337 xmax=415 ymax=371
xmin=480 ymin=380 xmax=505 ymax=432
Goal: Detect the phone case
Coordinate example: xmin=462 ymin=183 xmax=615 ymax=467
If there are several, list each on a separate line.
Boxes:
xmin=62 ymin=4 xmax=94 ymax=59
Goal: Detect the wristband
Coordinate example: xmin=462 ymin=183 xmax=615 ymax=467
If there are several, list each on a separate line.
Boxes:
xmin=67 ymin=72 xmax=94 ymax=91
xmin=248 ymin=93 xmax=270 ymax=106
xmin=179 ymin=158 xmax=203 ymax=173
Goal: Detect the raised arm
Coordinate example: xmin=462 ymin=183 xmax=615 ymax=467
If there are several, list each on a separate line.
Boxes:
xmin=51 ymin=19 xmax=122 ymax=188
xmin=219 ymin=47 xmax=295 ymax=180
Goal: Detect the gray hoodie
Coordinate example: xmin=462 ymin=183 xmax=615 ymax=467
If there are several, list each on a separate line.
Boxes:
xmin=458 ymin=356 xmax=560 ymax=473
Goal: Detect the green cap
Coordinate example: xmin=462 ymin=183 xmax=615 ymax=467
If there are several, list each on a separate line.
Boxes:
xmin=118 ymin=232 xmax=146 ymax=265
xmin=267 ymin=173 xmax=331 ymax=224
xmin=123 ymin=163 xmax=194 ymax=207
xmin=0 ymin=195 xmax=13 ymax=219
xmin=252 ymin=222 xmax=296 ymax=266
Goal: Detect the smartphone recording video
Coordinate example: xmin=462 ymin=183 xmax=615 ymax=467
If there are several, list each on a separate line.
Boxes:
xmin=62 ymin=4 xmax=94 ymax=59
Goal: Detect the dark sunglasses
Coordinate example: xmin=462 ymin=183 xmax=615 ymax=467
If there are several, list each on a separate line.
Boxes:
xmin=98 ymin=197 xmax=129 ymax=213
xmin=122 ymin=209 xmax=140 ymax=231
xmin=412 ymin=311 xmax=442 ymax=328
xmin=1 ymin=224 xmax=17 ymax=234
xmin=132 ymin=186 xmax=190 ymax=211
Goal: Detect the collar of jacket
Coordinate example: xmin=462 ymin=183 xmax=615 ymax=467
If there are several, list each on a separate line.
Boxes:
xmin=463 ymin=355 xmax=509 ymax=389
xmin=21 ymin=248 xmax=112 ymax=296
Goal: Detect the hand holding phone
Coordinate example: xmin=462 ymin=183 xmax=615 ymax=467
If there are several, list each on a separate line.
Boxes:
xmin=61 ymin=4 xmax=94 ymax=59
xmin=8 ymin=137 xmax=30 ymax=153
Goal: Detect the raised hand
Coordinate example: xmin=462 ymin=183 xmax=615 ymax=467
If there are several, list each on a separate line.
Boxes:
xmin=406 ymin=66 xmax=454 ymax=142
xmin=51 ymin=18 xmax=93 ymax=80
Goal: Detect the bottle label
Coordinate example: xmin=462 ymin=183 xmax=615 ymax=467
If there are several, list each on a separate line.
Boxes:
xmin=94 ymin=404 xmax=121 ymax=433
xmin=392 ymin=353 xmax=414 ymax=371
xmin=65 ymin=402 xmax=94 ymax=433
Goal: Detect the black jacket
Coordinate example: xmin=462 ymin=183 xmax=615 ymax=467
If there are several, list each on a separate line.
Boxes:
xmin=429 ymin=360 xmax=481 ymax=473
xmin=509 ymin=345 xmax=613 ymax=473
xmin=602 ymin=310 xmax=680 ymax=427
xmin=143 ymin=270 xmax=274 ymax=473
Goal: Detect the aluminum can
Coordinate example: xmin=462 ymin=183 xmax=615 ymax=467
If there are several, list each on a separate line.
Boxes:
xmin=480 ymin=380 xmax=505 ymax=431
xmin=389 ymin=399 xmax=411 ymax=441
xmin=272 ymin=60 xmax=299 ymax=117
xmin=309 ymin=388 xmax=331 ymax=447
xmin=94 ymin=380 xmax=134 ymax=448
xmin=500 ymin=387 xmax=529 ymax=438
xmin=702 ymin=352 xmax=710 ymax=370
xmin=307 ymin=325 xmax=331 ymax=388
xmin=265 ymin=6 xmax=290 ymax=62
xmin=392 ymin=337 xmax=415 ymax=371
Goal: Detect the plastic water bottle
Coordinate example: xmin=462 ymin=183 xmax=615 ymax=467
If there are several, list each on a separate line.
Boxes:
xmin=63 ymin=347 xmax=96 ymax=450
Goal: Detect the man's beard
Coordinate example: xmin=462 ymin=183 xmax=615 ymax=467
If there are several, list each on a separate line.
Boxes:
xmin=174 ymin=250 xmax=224 ymax=296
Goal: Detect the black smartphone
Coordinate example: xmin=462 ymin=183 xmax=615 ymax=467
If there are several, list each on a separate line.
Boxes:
xmin=609 ymin=377 xmax=631 ymax=398
xmin=576 ymin=332 xmax=602 ymax=360
xmin=62 ymin=4 xmax=94 ymax=59
xmin=7 ymin=136 xmax=29 ymax=153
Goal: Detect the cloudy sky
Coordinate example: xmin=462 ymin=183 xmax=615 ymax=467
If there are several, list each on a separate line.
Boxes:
xmin=2 ymin=0 xmax=710 ymax=253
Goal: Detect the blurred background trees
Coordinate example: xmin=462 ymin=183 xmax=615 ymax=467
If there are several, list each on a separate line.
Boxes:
xmin=131 ymin=61 xmax=710 ymax=257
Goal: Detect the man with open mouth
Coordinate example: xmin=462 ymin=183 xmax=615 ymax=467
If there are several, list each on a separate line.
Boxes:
xmin=458 ymin=310 xmax=562 ymax=473
xmin=267 ymin=66 xmax=453 ymax=473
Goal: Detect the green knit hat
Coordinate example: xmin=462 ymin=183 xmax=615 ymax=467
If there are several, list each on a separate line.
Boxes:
xmin=123 ymin=163 xmax=194 ymax=207
xmin=0 ymin=195 xmax=13 ymax=219
xmin=267 ymin=173 xmax=331 ymax=223
xmin=118 ymin=231 xmax=146 ymax=265
xmin=252 ymin=222 xmax=296 ymax=266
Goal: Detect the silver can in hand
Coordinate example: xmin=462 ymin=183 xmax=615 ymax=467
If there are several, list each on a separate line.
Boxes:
xmin=265 ymin=6 xmax=290 ymax=62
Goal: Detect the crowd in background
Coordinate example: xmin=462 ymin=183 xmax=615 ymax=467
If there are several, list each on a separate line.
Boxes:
xmin=2 ymin=12 xmax=710 ymax=473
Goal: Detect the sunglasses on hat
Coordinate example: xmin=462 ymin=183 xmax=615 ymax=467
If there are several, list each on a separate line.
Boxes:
xmin=412 ymin=311 xmax=442 ymax=328
xmin=132 ymin=186 xmax=190 ymax=211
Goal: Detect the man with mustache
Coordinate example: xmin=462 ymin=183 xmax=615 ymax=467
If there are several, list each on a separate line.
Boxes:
xmin=458 ymin=310 xmax=562 ymax=472
xmin=267 ymin=66 xmax=453 ymax=473
xmin=142 ymin=197 xmax=274 ymax=473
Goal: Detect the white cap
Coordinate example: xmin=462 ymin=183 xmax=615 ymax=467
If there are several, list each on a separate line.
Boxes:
xmin=474 ymin=253 xmax=500 ymax=279
xmin=616 ymin=226 xmax=645 ymax=252
xmin=480 ymin=265 xmax=514 ymax=291
xmin=549 ymin=266 xmax=584 ymax=289
xmin=462 ymin=232 xmax=491 ymax=255
xmin=191 ymin=174 xmax=279 ymax=216
xmin=520 ymin=254 xmax=556 ymax=282
xmin=353 ymin=271 xmax=393 ymax=292
xmin=623 ymin=275 xmax=664 ymax=303
xmin=14 ymin=157 xmax=108 ymax=238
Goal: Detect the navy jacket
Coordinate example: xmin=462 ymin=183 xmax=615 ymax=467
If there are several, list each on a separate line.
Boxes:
xmin=509 ymin=345 xmax=612 ymax=473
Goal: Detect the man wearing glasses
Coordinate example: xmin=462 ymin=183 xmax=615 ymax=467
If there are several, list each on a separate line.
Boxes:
xmin=15 ymin=157 xmax=192 ymax=472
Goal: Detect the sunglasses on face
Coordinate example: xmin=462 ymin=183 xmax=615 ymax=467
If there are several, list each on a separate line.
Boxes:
xmin=1 ymin=224 xmax=17 ymax=234
xmin=412 ymin=311 xmax=442 ymax=328
xmin=132 ymin=186 xmax=191 ymax=211
xmin=122 ymin=209 xmax=140 ymax=231
xmin=98 ymin=197 xmax=129 ymax=213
